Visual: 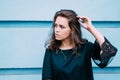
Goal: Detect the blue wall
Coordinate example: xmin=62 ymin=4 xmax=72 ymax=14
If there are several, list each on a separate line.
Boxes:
xmin=0 ymin=21 xmax=120 ymax=68
xmin=0 ymin=0 xmax=120 ymax=21
xmin=0 ymin=0 xmax=120 ymax=80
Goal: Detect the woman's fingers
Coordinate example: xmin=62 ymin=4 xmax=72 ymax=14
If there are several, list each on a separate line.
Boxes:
xmin=77 ymin=16 xmax=89 ymax=23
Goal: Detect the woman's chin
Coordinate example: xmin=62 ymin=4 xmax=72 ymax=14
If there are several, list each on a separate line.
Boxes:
xmin=55 ymin=37 xmax=62 ymax=40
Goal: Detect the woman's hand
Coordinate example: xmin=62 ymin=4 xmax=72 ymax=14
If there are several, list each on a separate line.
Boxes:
xmin=77 ymin=16 xmax=105 ymax=46
xmin=77 ymin=16 xmax=93 ymax=31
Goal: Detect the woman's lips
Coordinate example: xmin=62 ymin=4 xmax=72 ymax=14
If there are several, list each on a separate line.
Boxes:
xmin=55 ymin=34 xmax=60 ymax=37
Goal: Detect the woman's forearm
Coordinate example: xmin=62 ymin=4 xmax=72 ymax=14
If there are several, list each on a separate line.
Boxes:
xmin=88 ymin=25 xmax=105 ymax=47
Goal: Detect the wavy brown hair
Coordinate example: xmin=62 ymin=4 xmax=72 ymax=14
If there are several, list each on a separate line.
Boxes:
xmin=45 ymin=9 xmax=86 ymax=54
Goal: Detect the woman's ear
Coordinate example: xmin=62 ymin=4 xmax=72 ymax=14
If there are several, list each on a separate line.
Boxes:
xmin=70 ymin=30 xmax=73 ymax=35
xmin=70 ymin=29 xmax=73 ymax=33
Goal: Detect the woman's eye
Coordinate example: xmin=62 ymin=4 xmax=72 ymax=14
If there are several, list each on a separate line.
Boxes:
xmin=60 ymin=25 xmax=65 ymax=29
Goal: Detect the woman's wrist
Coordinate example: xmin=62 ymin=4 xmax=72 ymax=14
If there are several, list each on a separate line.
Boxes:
xmin=87 ymin=24 xmax=95 ymax=32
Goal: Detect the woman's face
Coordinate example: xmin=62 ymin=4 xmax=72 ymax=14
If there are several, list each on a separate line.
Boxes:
xmin=54 ymin=16 xmax=72 ymax=41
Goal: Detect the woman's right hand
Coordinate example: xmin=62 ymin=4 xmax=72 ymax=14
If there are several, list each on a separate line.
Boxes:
xmin=77 ymin=16 xmax=93 ymax=31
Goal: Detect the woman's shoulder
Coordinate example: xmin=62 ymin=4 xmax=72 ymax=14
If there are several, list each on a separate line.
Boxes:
xmin=80 ymin=39 xmax=95 ymax=51
xmin=45 ymin=48 xmax=56 ymax=54
xmin=82 ymin=39 xmax=93 ymax=46
xmin=44 ymin=48 xmax=54 ymax=57
xmin=45 ymin=48 xmax=53 ymax=52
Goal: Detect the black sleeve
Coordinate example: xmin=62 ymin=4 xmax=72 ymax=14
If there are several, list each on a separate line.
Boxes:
xmin=42 ymin=49 xmax=53 ymax=80
xmin=91 ymin=37 xmax=118 ymax=68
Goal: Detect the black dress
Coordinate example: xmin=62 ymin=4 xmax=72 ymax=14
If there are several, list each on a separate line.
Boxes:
xmin=42 ymin=38 xmax=117 ymax=80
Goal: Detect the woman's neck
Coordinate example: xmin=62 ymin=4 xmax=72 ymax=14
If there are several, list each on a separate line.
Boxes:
xmin=59 ymin=39 xmax=74 ymax=50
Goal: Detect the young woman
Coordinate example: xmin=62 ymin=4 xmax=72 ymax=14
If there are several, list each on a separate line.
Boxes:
xmin=42 ymin=9 xmax=117 ymax=80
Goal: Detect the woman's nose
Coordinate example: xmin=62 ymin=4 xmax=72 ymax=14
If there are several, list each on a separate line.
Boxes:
xmin=55 ymin=26 xmax=60 ymax=32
